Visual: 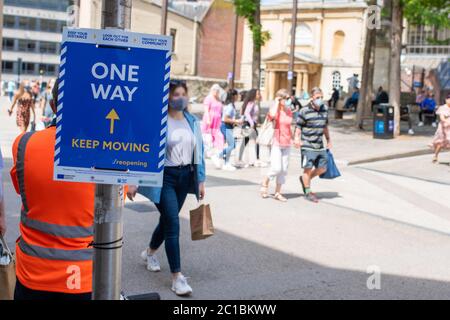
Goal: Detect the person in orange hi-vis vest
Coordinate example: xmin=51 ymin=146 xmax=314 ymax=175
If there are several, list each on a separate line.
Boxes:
xmin=10 ymin=80 xmax=127 ymax=300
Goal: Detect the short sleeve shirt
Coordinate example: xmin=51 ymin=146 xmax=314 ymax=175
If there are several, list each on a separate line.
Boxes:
xmin=222 ymin=103 xmax=236 ymax=121
xmin=296 ymin=103 xmax=329 ymax=150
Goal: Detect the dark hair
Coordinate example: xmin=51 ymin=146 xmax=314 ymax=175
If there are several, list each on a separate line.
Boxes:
xmin=169 ymin=79 xmax=188 ymax=96
xmin=225 ymin=89 xmax=238 ymax=105
xmin=241 ymin=88 xmax=257 ymax=115
xmin=52 ymin=79 xmax=59 ymax=106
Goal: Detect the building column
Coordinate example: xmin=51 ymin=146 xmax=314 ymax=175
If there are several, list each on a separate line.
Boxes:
xmin=268 ymin=70 xmax=276 ymax=100
xmin=295 ymin=72 xmax=302 ymax=97
xmin=302 ymin=72 xmax=309 ymax=93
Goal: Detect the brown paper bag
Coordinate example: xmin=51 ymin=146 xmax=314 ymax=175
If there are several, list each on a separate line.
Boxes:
xmin=0 ymin=235 xmax=16 ymax=300
xmin=190 ymin=203 xmax=214 ymax=241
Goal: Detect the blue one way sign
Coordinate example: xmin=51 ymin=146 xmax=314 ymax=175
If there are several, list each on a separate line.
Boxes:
xmin=53 ymin=27 xmax=172 ymax=186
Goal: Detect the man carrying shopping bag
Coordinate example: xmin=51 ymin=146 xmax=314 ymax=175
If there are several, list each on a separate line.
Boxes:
xmin=294 ymin=87 xmax=332 ymax=203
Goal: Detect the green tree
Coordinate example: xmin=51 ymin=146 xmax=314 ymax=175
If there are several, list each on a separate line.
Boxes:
xmin=233 ymin=0 xmax=271 ymax=88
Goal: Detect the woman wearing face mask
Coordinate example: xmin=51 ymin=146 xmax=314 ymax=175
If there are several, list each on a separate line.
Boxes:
xmin=127 ymin=80 xmax=205 ymax=297
xmin=260 ymin=89 xmax=293 ymax=201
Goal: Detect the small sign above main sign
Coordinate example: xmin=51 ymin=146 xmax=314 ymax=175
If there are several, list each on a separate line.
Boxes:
xmin=54 ymin=28 xmax=172 ymax=186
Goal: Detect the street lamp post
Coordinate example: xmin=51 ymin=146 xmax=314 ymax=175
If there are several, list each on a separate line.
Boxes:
xmin=161 ymin=0 xmax=168 ymax=35
xmin=287 ymin=0 xmax=298 ymax=95
xmin=92 ymin=0 xmax=131 ymax=300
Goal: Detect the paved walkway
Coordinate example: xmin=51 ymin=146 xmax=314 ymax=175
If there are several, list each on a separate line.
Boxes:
xmin=2 ymin=96 xmax=450 ymax=299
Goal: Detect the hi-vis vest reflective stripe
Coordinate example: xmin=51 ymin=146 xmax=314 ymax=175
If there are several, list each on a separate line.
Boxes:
xmin=16 ymin=132 xmax=94 ymax=260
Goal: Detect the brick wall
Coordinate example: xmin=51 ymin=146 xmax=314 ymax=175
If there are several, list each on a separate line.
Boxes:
xmin=197 ymin=0 xmax=244 ymax=81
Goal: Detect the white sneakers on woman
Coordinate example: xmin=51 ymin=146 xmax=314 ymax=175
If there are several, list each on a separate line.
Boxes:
xmin=140 ymin=250 xmax=161 ymax=272
xmin=172 ymin=274 xmax=193 ymax=296
xmin=140 ymin=250 xmax=193 ymax=296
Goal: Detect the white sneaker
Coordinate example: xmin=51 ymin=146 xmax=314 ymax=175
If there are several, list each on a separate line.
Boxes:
xmin=432 ymin=122 xmax=437 ymax=128
xmin=259 ymin=161 xmax=269 ymax=168
xmin=140 ymin=250 xmax=161 ymax=272
xmin=418 ymin=122 xmax=424 ymax=127
xmin=211 ymin=155 xmax=222 ymax=169
xmin=171 ymin=274 xmax=192 ymax=296
xmin=408 ymin=129 xmax=415 ymax=135
xmin=222 ymin=163 xmax=236 ymax=171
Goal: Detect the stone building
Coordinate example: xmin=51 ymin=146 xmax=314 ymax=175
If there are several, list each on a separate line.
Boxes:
xmin=240 ymin=0 xmax=368 ymax=100
xmin=78 ymin=0 xmax=244 ymax=98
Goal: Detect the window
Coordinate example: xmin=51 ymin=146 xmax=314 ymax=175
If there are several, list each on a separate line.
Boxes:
xmin=294 ymin=23 xmax=313 ymax=46
xmin=331 ymin=31 xmax=345 ymax=59
xmin=2 ymin=61 xmax=14 ymax=73
xmin=40 ymin=41 xmax=58 ymax=54
xmin=170 ymin=28 xmax=177 ymax=52
xmin=18 ymin=40 xmax=36 ymax=52
xmin=18 ymin=17 xmax=37 ymax=30
xmin=38 ymin=63 xmax=58 ymax=76
xmin=40 ymin=19 xmax=59 ymax=33
xmin=3 ymin=15 xmax=16 ymax=28
xmin=5 ymin=0 xmax=72 ymax=12
xmin=332 ymin=71 xmax=341 ymax=89
xmin=22 ymin=62 xmax=35 ymax=75
xmin=2 ymin=38 xmax=15 ymax=51
xmin=406 ymin=25 xmax=450 ymax=54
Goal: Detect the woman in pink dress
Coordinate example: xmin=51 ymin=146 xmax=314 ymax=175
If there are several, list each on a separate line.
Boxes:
xmin=202 ymin=84 xmax=224 ymax=159
xmin=430 ymin=93 xmax=450 ymax=163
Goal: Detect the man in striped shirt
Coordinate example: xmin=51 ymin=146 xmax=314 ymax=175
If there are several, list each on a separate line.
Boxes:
xmin=294 ymin=87 xmax=332 ymax=203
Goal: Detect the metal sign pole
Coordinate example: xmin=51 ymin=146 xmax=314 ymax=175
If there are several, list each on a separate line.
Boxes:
xmin=92 ymin=0 xmax=132 ymax=300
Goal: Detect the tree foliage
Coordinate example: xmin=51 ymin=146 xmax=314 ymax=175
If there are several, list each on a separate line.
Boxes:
xmin=233 ymin=0 xmax=271 ymax=49
xmin=403 ymin=0 xmax=450 ymax=29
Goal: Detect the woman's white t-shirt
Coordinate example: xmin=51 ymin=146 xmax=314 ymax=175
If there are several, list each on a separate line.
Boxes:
xmin=164 ymin=116 xmax=196 ymax=167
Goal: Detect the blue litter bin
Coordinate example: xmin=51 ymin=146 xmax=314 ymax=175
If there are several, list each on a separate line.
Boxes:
xmin=373 ymin=103 xmax=394 ymax=139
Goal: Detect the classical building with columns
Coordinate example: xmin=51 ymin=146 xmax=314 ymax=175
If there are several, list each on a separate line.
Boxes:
xmin=240 ymin=0 xmax=368 ymax=101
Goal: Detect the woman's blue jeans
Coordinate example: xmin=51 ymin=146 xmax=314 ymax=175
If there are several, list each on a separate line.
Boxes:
xmin=220 ymin=122 xmax=236 ymax=163
xmin=150 ymin=166 xmax=193 ymax=273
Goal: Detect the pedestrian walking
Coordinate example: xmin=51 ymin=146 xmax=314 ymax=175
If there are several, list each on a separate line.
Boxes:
xmin=10 ymin=81 xmax=94 ymax=300
xmin=202 ymin=84 xmax=224 ymax=164
xmin=294 ymin=87 xmax=332 ymax=203
xmin=237 ymin=89 xmax=262 ymax=167
xmin=7 ymin=82 xmax=36 ymax=133
xmin=260 ymin=89 xmax=293 ymax=202
xmin=128 ymin=80 xmax=206 ymax=297
xmin=219 ymin=89 xmax=242 ymax=171
xmin=430 ymin=93 xmax=450 ymax=163
xmin=6 ymin=81 xmax=16 ymax=102
xmin=40 ymin=79 xmax=56 ymax=128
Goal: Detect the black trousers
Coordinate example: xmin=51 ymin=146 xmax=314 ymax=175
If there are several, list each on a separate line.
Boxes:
xmin=14 ymin=278 xmax=92 ymax=300
xmin=419 ymin=110 xmax=436 ymax=122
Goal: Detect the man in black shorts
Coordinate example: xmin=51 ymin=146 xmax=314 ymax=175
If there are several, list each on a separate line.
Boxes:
xmin=294 ymin=87 xmax=332 ymax=203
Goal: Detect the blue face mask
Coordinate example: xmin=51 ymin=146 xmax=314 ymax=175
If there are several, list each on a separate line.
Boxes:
xmin=285 ymin=98 xmax=293 ymax=107
xmin=169 ymin=97 xmax=188 ymax=111
xmin=313 ymin=98 xmax=323 ymax=107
